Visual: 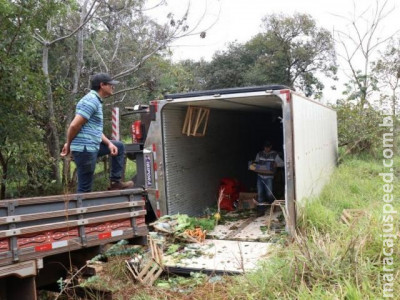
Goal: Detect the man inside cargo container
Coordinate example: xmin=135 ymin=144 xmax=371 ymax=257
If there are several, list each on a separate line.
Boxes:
xmin=60 ymin=73 xmax=133 ymax=193
xmin=252 ymin=140 xmax=284 ymax=215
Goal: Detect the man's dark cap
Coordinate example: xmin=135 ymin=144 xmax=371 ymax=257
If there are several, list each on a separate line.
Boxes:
xmin=264 ymin=140 xmax=272 ymax=147
xmin=91 ymin=73 xmax=119 ymax=87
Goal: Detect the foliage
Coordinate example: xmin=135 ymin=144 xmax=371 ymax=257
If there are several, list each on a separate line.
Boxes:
xmin=155 ymin=272 xmax=207 ymax=292
xmin=156 ymin=214 xmax=215 ymax=233
xmin=334 ymin=101 xmax=386 ymax=157
xmin=166 ymin=244 xmax=181 ymax=255
xmin=157 ymin=59 xmax=208 ymax=95
xmin=201 ymin=13 xmax=336 ymax=98
xmin=187 ymin=216 xmax=216 ymax=231
xmin=0 ymin=0 xmax=193 ymax=198
xmin=335 ymin=1 xmax=398 ymax=108
xmin=373 ymin=38 xmax=400 ymax=115
xmin=203 ymin=42 xmax=250 ymax=89
xmin=0 ymin=0 xmax=65 ymax=199
xmin=90 ymin=240 xmax=142 ymax=262
xmin=57 ymin=277 xmax=65 ymax=292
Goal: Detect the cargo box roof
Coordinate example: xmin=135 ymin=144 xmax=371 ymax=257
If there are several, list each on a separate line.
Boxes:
xmin=162 ymin=86 xmax=289 ymax=112
xmin=164 ymin=85 xmax=290 ymax=99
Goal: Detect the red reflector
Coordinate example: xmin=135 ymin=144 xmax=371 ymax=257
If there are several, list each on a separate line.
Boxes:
xmin=280 ymin=90 xmax=291 ymax=102
xmin=156 ymin=210 xmax=161 ymax=218
xmin=155 ymin=190 xmax=159 ymax=199
xmin=153 ymin=162 xmax=157 ymax=171
xmin=99 ymin=232 xmax=112 ymax=240
xmin=35 ymin=244 xmax=52 ymax=252
xmin=151 ymin=101 xmax=158 ymax=112
xmin=152 ymin=144 xmax=156 ymax=152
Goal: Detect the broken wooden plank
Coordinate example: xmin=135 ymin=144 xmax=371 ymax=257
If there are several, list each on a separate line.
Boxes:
xmin=341 ymin=209 xmax=367 ymax=226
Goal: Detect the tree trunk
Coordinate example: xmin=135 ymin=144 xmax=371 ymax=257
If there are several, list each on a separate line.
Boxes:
xmin=42 ymin=42 xmax=61 ymax=184
xmin=62 ymin=1 xmax=87 ymax=186
xmin=0 ymin=152 xmax=7 ymax=200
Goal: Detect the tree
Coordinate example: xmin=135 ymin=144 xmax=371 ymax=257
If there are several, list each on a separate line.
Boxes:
xmin=373 ymin=38 xmax=400 ymax=115
xmin=257 ymin=13 xmax=336 ymax=97
xmin=373 ymin=38 xmax=400 ymax=153
xmin=33 ymin=0 xmax=99 ymax=184
xmin=335 ymin=101 xmax=384 ymax=157
xmin=55 ymin=0 xmax=213 ymax=186
xmin=203 ymin=42 xmax=251 ymax=89
xmin=202 ymin=13 xmax=337 ymax=98
xmin=335 ymin=0 xmax=398 ymax=107
xmin=0 ymin=0 xmax=214 ymax=197
xmin=333 ymin=0 xmax=400 ymax=156
xmin=0 ymin=0 xmax=58 ymax=199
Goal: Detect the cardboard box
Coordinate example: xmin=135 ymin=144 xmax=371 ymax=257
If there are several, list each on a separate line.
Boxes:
xmin=237 ymin=192 xmax=258 ymax=210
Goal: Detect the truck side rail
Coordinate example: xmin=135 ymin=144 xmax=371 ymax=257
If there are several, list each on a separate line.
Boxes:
xmin=0 ymin=189 xmax=147 ymax=270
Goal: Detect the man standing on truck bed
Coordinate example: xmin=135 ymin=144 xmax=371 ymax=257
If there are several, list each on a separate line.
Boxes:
xmin=60 ymin=73 xmax=133 ymax=193
xmin=252 ymin=140 xmax=284 ymax=216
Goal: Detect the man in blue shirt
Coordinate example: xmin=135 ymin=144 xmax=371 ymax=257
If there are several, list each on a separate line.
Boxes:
xmin=61 ymin=73 xmax=133 ymax=193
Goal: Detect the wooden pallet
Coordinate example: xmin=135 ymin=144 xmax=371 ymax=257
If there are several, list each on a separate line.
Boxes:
xmin=126 ymin=259 xmax=163 ymax=286
xmin=182 ymin=106 xmax=210 ymax=137
xmin=149 ymin=235 xmax=163 ymax=264
xmin=267 ymin=200 xmax=285 ymax=230
xmin=126 ymin=236 xmax=163 ymax=286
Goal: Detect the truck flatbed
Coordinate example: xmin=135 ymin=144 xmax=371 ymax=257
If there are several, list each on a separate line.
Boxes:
xmin=0 ymin=188 xmax=147 ymax=271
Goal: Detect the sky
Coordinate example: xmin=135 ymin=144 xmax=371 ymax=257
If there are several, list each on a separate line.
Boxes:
xmin=145 ymin=0 xmax=399 ymax=102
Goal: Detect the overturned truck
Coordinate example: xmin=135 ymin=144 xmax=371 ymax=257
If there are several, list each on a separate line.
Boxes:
xmin=143 ymin=86 xmax=338 ymax=234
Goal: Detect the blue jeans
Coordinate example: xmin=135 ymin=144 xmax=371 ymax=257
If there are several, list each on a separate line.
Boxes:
xmin=72 ymin=141 xmax=125 ymax=193
xmin=257 ymin=176 xmax=274 ymax=205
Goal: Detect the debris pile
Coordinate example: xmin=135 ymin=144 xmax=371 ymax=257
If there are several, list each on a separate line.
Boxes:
xmin=125 ymin=214 xmax=216 ymax=286
xmin=151 ymin=214 xmax=214 ymax=243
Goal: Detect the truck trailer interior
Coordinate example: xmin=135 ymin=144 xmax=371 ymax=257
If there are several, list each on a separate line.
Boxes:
xmin=160 ymin=93 xmax=285 ymax=216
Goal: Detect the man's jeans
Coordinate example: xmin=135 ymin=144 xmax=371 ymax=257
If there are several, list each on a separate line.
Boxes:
xmin=257 ymin=176 xmax=274 ymax=205
xmin=72 ymin=141 xmax=125 ymax=193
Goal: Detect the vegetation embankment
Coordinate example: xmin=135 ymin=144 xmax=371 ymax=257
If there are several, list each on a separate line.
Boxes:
xmin=74 ymin=154 xmax=399 ymax=299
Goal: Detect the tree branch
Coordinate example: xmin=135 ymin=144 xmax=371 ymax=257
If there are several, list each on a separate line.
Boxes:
xmin=89 ymin=37 xmax=109 ymax=72
xmin=6 ymin=15 xmax=22 ymax=56
xmin=110 ymin=83 xmax=145 ymax=97
xmin=111 ymin=31 xmax=122 ymax=62
xmin=48 ymin=0 xmax=100 ymax=46
xmin=113 ymin=44 xmax=165 ymax=79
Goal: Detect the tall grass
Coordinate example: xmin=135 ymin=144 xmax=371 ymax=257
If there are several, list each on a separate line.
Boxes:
xmin=229 ymin=155 xmax=400 ymax=299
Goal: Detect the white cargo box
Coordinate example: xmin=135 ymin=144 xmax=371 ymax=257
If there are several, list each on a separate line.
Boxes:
xmin=143 ymin=86 xmax=338 ymax=234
